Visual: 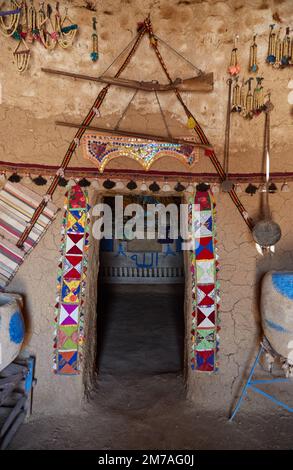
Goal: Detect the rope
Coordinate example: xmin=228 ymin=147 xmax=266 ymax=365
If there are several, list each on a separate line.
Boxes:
xmin=114 ymin=89 xmax=138 ymax=131
xmin=154 ymin=34 xmax=203 ymax=75
xmin=154 ymin=90 xmax=172 ymax=140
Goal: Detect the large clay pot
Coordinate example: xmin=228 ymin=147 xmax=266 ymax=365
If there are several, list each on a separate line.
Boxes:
xmin=0 ymin=293 xmax=25 ymax=372
xmin=261 ymin=271 xmax=293 ymax=359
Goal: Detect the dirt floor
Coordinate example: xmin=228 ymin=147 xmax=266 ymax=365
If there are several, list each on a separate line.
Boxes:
xmin=9 ymin=284 xmax=293 ymax=450
xmin=10 ymin=372 xmax=293 ymax=450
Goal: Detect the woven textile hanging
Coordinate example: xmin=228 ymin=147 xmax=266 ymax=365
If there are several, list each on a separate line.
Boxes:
xmin=54 ymin=184 xmax=90 ymax=375
xmin=190 ymin=189 xmax=220 ymax=372
xmin=0 ymin=182 xmax=57 ymax=289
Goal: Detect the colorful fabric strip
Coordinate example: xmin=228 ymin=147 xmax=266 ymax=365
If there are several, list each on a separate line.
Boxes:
xmin=0 ymin=182 xmax=57 ymax=290
xmin=54 ymin=184 xmax=90 ymax=375
xmin=191 ymin=189 xmax=220 ymax=372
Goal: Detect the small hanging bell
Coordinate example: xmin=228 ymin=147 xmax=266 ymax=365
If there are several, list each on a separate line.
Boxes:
xmin=281 ymin=182 xmax=290 ymax=192
xmin=258 ymin=183 xmax=267 ymax=193
xmin=162 ymin=181 xmax=171 ymax=192
xmin=91 ymin=179 xmax=100 ymax=190
xmin=245 ymin=183 xmax=258 ymax=195
xmin=115 ymin=181 xmax=125 ymax=190
xmin=140 ymin=181 xmax=148 ymax=192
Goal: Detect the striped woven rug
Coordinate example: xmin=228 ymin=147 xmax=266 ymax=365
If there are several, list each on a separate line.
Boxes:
xmin=0 ymin=182 xmax=57 ymax=289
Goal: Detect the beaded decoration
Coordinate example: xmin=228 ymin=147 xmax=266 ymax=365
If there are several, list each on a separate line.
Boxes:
xmin=83 ymin=133 xmax=200 ymax=172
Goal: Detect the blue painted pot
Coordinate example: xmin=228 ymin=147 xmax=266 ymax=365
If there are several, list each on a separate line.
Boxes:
xmin=0 ymin=293 xmax=25 ymax=372
xmin=261 ymin=272 xmax=293 ymax=360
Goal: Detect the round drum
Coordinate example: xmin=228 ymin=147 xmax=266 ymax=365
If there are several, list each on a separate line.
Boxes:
xmin=261 ymin=271 xmax=293 ymax=359
xmin=0 ymin=293 xmax=25 ymax=372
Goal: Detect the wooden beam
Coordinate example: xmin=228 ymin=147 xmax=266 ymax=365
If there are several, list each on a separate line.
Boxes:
xmin=55 ymin=121 xmax=213 ymax=150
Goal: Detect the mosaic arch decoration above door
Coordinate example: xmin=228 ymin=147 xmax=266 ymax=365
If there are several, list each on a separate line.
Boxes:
xmin=54 ymin=183 xmax=219 ymax=375
xmin=82 ymin=133 xmax=200 ymax=173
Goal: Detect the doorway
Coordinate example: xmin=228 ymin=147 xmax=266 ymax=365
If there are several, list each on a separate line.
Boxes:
xmin=96 ymin=195 xmax=185 ymax=376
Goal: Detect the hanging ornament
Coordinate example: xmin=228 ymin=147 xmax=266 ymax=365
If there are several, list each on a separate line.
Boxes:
xmin=234 ymin=183 xmax=242 ymax=194
xmin=196 ymin=182 xmax=210 ymax=192
xmin=127 ymin=180 xmax=137 ymax=191
xmin=187 ymin=115 xmax=196 ymax=129
xmin=245 ymin=183 xmax=257 ymax=195
xmin=58 ymin=177 xmax=68 ymax=187
xmin=253 ymin=77 xmax=265 ymax=114
xmin=0 ymin=172 xmax=6 ymax=183
xmin=90 ymin=16 xmax=99 ymax=62
xmin=186 ymin=183 xmax=195 ymax=193
xmin=149 ymin=181 xmax=160 ymax=192
xmin=78 ymin=177 xmax=91 ymax=187
xmin=91 ymin=179 xmax=100 ymax=190
xmin=32 ymin=175 xmax=47 ymax=186
xmin=174 ymin=182 xmax=185 ymax=192
xmin=211 ymin=183 xmax=219 ymax=194
xmin=13 ymin=37 xmax=31 ymax=73
xmin=228 ymin=35 xmax=240 ymax=76
xmin=268 ymin=182 xmax=278 ymax=193
xmin=239 ymin=78 xmax=246 ymax=114
xmin=249 ymin=35 xmax=258 ymax=73
xmin=231 ymin=77 xmax=241 ymax=112
xmin=245 ymin=77 xmax=254 ymax=119
xmin=8 ymin=172 xmax=22 ymax=183
xmin=274 ymin=28 xmax=282 ymax=69
xmin=281 ymin=27 xmax=291 ymax=67
xmin=26 ymin=0 xmax=37 ymax=44
xmin=55 ymin=3 xmax=78 ymax=49
xmin=39 ymin=3 xmax=58 ymax=50
xmin=140 ymin=181 xmax=148 ymax=192
xmin=103 ymin=179 xmax=116 ymax=189
xmin=0 ymin=0 xmax=21 ymax=38
xmin=267 ymin=24 xmax=277 ymax=64
xmin=281 ymin=182 xmax=290 ymax=192
xmin=222 ymin=79 xmax=235 ymax=192
xmin=258 ymin=182 xmax=267 ymax=193
xmin=66 ymin=178 xmax=77 ymax=189
xmin=115 ymin=181 xmax=125 ymax=190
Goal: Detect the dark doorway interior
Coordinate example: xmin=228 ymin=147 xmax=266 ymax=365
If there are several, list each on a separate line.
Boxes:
xmin=96 ymin=195 xmax=185 ymax=376
xmin=96 ymin=283 xmax=185 ymax=375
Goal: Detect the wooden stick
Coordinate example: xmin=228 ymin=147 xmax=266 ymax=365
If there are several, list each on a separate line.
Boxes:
xmin=42 ymin=67 xmax=214 ymax=92
xmin=55 ymin=121 xmax=213 ymax=150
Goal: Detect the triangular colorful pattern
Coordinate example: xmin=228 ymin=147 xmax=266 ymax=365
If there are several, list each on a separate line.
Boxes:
xmin=54 ymin=185 xmax=90 ymax=375
xmin=190 ymin=189 xmax=220 ymax=373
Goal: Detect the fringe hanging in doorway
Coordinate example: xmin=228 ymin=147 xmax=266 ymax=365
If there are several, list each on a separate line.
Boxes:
xmin=190 ymin=188 xmax=220 ymax=372
xmin=53 ymin=184 xmax=90 ymax=375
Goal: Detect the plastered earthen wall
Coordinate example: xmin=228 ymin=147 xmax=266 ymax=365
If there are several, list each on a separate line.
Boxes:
xmin=1 ymin=0 xmax=293 ymax=415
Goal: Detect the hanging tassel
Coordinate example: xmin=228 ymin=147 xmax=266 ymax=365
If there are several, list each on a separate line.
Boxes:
xmin=249 ymin=35 xmax=258 ymax=73
xmin=149 ymin=181 xmax=160 ymax=192
xmin=58 ymin=177 xmax=68 ymax=187
xmin=32 ymin=175 xmax=47 ymax=186
xmin=90 ymin=17 xmax=99 ymax=62
xmin=8 ymin=172 xmax=22 ymax=183
xmin=174 ymin=182 xmax=186 ymax=192
xmin=78 ymin=177 xmax=91 ymax=187
xmin=103 ymin=179 xmax=116 ymax=189
xmin=228 ymin=35 xmax=240 ymax=76
xmin=127 ymin=180 xmax=137 ymax=190
xmin=245 ymin=183 xmax=257 ymax=195
xmin=267 ymin=24 xmax=276 ymax=64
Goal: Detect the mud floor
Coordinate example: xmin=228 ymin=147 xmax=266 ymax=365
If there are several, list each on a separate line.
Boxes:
xmin=10 ymin=372 xmax=293 ymax=450
xmin=9 ymin=285 xmax=293 ymax=450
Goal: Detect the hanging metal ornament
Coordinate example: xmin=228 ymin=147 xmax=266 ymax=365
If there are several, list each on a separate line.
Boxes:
xmin=13 ymin=37 xmax=31 ymax=73
xmin=239 ymin=78 xmax=246 ymax=115
xmin=267 ymin=24 xmax=277 ymax=64
xmin=249 ymin=35 xmax=258 ymax=73
xmin=228 ymin=35 xmax=240 ymax=76
xmin=252 ymin=101 xmax=281 ymax=249
xmin=39 ymin=3 xmax=58 ymax=50
xmin=222 ymin=79 xmax=235 ymax=192
xmin=0 ymin=0 xmax=21 ymax=38
xmin=90 ymin=16 xmax=99 ymax=62
xmin=273 ymin=28 xmax=282 ymax=69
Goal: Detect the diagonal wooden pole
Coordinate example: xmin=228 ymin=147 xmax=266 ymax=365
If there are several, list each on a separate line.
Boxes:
xmin=16 ymin=25 xmax=147 ymax=248
xmin=145 ymin=17 xmax=254 ymax=231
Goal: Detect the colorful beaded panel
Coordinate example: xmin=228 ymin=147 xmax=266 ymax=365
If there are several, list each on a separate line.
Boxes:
xmin=54 ymin=185 xmax=90 ymax=375
xmin=191 ymin=190 xmax=220 ymax=372
xmin=82 ymin=133 xmax=200 ymax=173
